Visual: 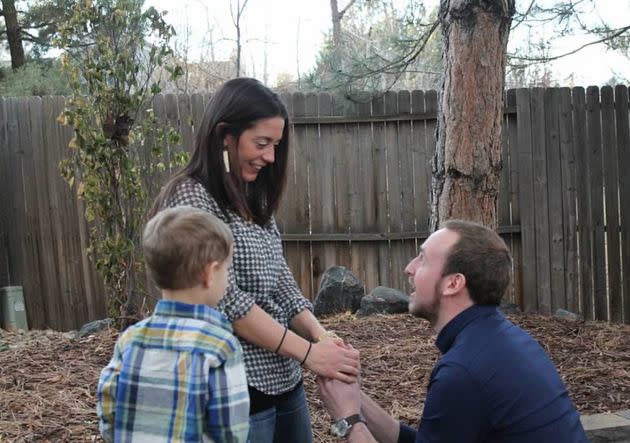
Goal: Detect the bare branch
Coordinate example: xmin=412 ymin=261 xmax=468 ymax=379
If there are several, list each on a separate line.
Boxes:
xmin=509 ymin=24 xmax=630 ymax=63
xmin=338 ymin=0 xmax=359 ymax=20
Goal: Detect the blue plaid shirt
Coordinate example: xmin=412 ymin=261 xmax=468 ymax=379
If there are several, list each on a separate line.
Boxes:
xmin=97 ymin=300 xmax=250 ymax=442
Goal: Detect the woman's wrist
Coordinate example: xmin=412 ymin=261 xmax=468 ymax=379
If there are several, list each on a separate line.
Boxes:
xmin=275 ymin=328 xmax=313 ymax=361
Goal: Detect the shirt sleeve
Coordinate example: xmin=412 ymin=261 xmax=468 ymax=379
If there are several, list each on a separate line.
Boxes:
xmin=269 ymin=219 xmax=313 ymax=320
xmin=219 ymin=266 xmax=257 ymax=321
xmin=415 ymin=362 xmax=487 ymax=443
xmin=206 ymin=346 xmax=250 ymax=443
xmin=97 ymin=341 xmax=123 ymax=443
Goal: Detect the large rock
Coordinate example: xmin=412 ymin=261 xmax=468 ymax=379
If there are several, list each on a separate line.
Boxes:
xmin=78 ymin=318 xmax=113 ymax=338
xmin=313 ymin=267 xmax=364 ymax=317
xmin=356 ymin=286 xmax=409 ymax=317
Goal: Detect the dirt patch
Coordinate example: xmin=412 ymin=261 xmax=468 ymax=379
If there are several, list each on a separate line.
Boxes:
xmin=1 ymin=313 xmax=629 ymax=442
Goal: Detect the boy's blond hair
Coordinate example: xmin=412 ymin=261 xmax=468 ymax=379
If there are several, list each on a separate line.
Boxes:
xmin=143 ymin=206 xmax=233 ymax=290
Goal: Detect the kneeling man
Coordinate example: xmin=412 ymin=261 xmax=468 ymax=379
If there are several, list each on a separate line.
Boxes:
xmin=318 ymin=220 xmax=588 ymax=443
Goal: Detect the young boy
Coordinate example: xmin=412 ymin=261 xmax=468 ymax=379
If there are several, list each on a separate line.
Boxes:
xmin=97 ymin=206 xmax=249 ymax=442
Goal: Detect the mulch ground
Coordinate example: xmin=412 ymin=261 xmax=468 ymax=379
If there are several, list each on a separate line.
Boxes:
xmin=1 ymin=313 xmax=629 ymax=442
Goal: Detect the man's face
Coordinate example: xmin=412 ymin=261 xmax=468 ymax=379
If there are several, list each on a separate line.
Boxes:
xmin=405 ymin=228 xmax=459 ymax=323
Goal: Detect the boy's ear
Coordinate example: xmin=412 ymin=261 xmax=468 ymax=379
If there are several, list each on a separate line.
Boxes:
xmin=201 ymin=261 xmax=220 ymax=288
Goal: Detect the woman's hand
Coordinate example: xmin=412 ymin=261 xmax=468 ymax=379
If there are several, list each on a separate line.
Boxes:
xmin=305 ymin=340 xmax=360 ymax=383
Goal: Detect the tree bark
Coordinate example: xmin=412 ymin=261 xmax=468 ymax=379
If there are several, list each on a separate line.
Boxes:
xmin=330 ymin=0 xmax=343 ymax=48
xmin=2 ymin=0 xmax=26 ymax=70
xmin=431 ymin=0 xmax=515 ymax=231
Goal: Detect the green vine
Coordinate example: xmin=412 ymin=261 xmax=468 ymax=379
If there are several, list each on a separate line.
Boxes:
xmin=54 ymin=0 xmax=187 ymax=327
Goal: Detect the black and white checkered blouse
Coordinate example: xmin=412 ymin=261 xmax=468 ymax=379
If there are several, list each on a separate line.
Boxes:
xmin=162 ymin=177 xmax=312 ymax=395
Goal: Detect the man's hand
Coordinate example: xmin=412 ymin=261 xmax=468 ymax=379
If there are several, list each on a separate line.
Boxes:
xmin=316 ymin=376 xmax=362 ymax=420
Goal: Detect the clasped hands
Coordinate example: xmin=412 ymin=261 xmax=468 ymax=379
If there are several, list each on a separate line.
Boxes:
xmin=310 ymin=332 xmax=363 ymax=422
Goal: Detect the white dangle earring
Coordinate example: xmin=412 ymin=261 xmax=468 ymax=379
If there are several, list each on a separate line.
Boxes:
xmin=223 ymin=148 xmax=230 ymax=173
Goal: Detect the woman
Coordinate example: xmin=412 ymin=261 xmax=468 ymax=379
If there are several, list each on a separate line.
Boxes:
xmin=152 ymin=78 xmax=360 ymax=443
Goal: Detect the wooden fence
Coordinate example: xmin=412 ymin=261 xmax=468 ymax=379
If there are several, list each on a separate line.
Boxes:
xmin=1 ymin=86 xmax=629 ymax=330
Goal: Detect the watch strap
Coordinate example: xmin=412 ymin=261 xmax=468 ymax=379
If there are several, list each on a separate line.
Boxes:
xmin=342 ymin=413 xmax=366 ymax=427
xmin=333 ymin=413 xmax=367 ymax=437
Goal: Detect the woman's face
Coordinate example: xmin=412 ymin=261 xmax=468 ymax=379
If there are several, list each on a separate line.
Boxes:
xmin=225 ymin=116 xmax=285 ymax=182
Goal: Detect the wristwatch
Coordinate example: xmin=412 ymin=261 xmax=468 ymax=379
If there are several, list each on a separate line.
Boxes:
xmin=331 ymin=413 xmax=367 ymax=438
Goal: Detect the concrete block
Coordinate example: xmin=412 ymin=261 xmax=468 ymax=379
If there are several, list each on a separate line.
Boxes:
xmin=615 ymin=411 xmax=630 ymax=421
xmin=581 ymin=413 xmax=630 ymax=431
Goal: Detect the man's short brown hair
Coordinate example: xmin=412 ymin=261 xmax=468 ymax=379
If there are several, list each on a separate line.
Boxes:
xmin=441 ymin=220 xmax=512 ymax=306
xmin=143 ymin=206 xmax=233 ymax=290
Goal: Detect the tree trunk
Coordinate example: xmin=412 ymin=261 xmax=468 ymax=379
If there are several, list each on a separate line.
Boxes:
xmin=431 ymin=0 xmax=515 ymax=231
xmin=330 ymin=0 xmax=343 ymax=48
xmin=2 ymin=0 xmax=26 ymax=70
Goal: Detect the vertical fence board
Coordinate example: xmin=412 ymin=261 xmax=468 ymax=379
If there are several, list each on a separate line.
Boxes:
xmin=545 ymin=89 xmax=566 ymax=312
xmin=372 ymin=95 xmax=390 ymax=287
xmin=317 ymin=93 xmax=343 ymax=294
xmin=601 ymin=86 xmax=621 ymax=322
xmin=499 ymin=92 xmax=513 ymax=304
xmin=0 ymin=99 xmax=9 ymax=288
xmin=331 ymin=96 xmax=352 ymax=272
xmin=351 ymin=101 xmax=379 ymax=293
xmin=17 ymin=98 xmax=46 ymax=328
xmin=385 ymin=92 xmax=408 ymax=290
xmin=411 ymin=91 xmax=429 ymax=237
xmin=396 ymin=91 xmax=417 ymax=288
xmin=516 ymin=89 xmax=538 ymax=312
xmin=573 ymin=87 xmax=593 ymax=319
xmin=506 ymin=89 xmax=522 ymax=306
xmin=287 ymin=93 xmax=313 ymax=299
xmin=558 ymin=88 xmax=578 ymax=314
xmin=586 ymin=86 xmax=607 ymax=320
xmin=307 ymin=93 xmax=332 ymax=298
xmin=498 ymin=91 xmax=511 ymax=229
xmin=276 ymin=92 xmax=293 ymax=233
xmin=531 ymin=88 xmax=552 ymax=314
xmin=29 ymin=97 xmax=63 ymax=327
xmin=5 ymin=99 xmax=25 ymax=305
xmin=615 ymin=85 xmax=630 ymax=323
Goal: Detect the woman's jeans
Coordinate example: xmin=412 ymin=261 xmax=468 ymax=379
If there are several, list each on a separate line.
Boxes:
xmin=248 ymin=384 xmax=313 ymax=443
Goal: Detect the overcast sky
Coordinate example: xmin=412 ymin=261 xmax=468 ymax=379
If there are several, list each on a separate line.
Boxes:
xmin=144 ymin=0 xmax=630 ymax=87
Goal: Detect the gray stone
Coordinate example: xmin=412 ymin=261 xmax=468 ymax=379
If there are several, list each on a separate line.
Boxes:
xmin=554 ymin=309 xmax=582 ymax=322
xmin=313 ymin=267 xmax=364 ymax=317
xmin=356 ymin=286 xmax=410 ymax=317
xmin=63 ymin=330 xmax=79 ymax=340
xmin=586 ymin=425 xmax=630 ymax=443
xmin=78 ymin=318 xmax=113 ymax=338
xmin=499 ymin=301 xmax=521 ymax=315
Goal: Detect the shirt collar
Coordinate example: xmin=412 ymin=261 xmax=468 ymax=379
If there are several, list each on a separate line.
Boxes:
xmin=435 ymin=304 xmax=499 ymax=354
xmin=153 ymin=299 xmax=232 ymax=332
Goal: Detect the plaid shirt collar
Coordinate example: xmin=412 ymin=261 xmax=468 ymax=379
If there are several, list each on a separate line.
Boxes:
xmin=153 ymin=299 xmax=232 ymax=332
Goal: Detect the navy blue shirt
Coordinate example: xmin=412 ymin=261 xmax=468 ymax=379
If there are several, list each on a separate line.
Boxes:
xmin=398 ymin=305 xmax=588 ymax=443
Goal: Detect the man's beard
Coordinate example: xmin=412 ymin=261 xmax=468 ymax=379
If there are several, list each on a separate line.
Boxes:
xmin=409 ymin=282 xmax=441 ymax=325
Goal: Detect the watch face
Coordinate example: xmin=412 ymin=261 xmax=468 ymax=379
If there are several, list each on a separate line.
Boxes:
xmin=331 ymin=419 xmax=350 ymax=437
